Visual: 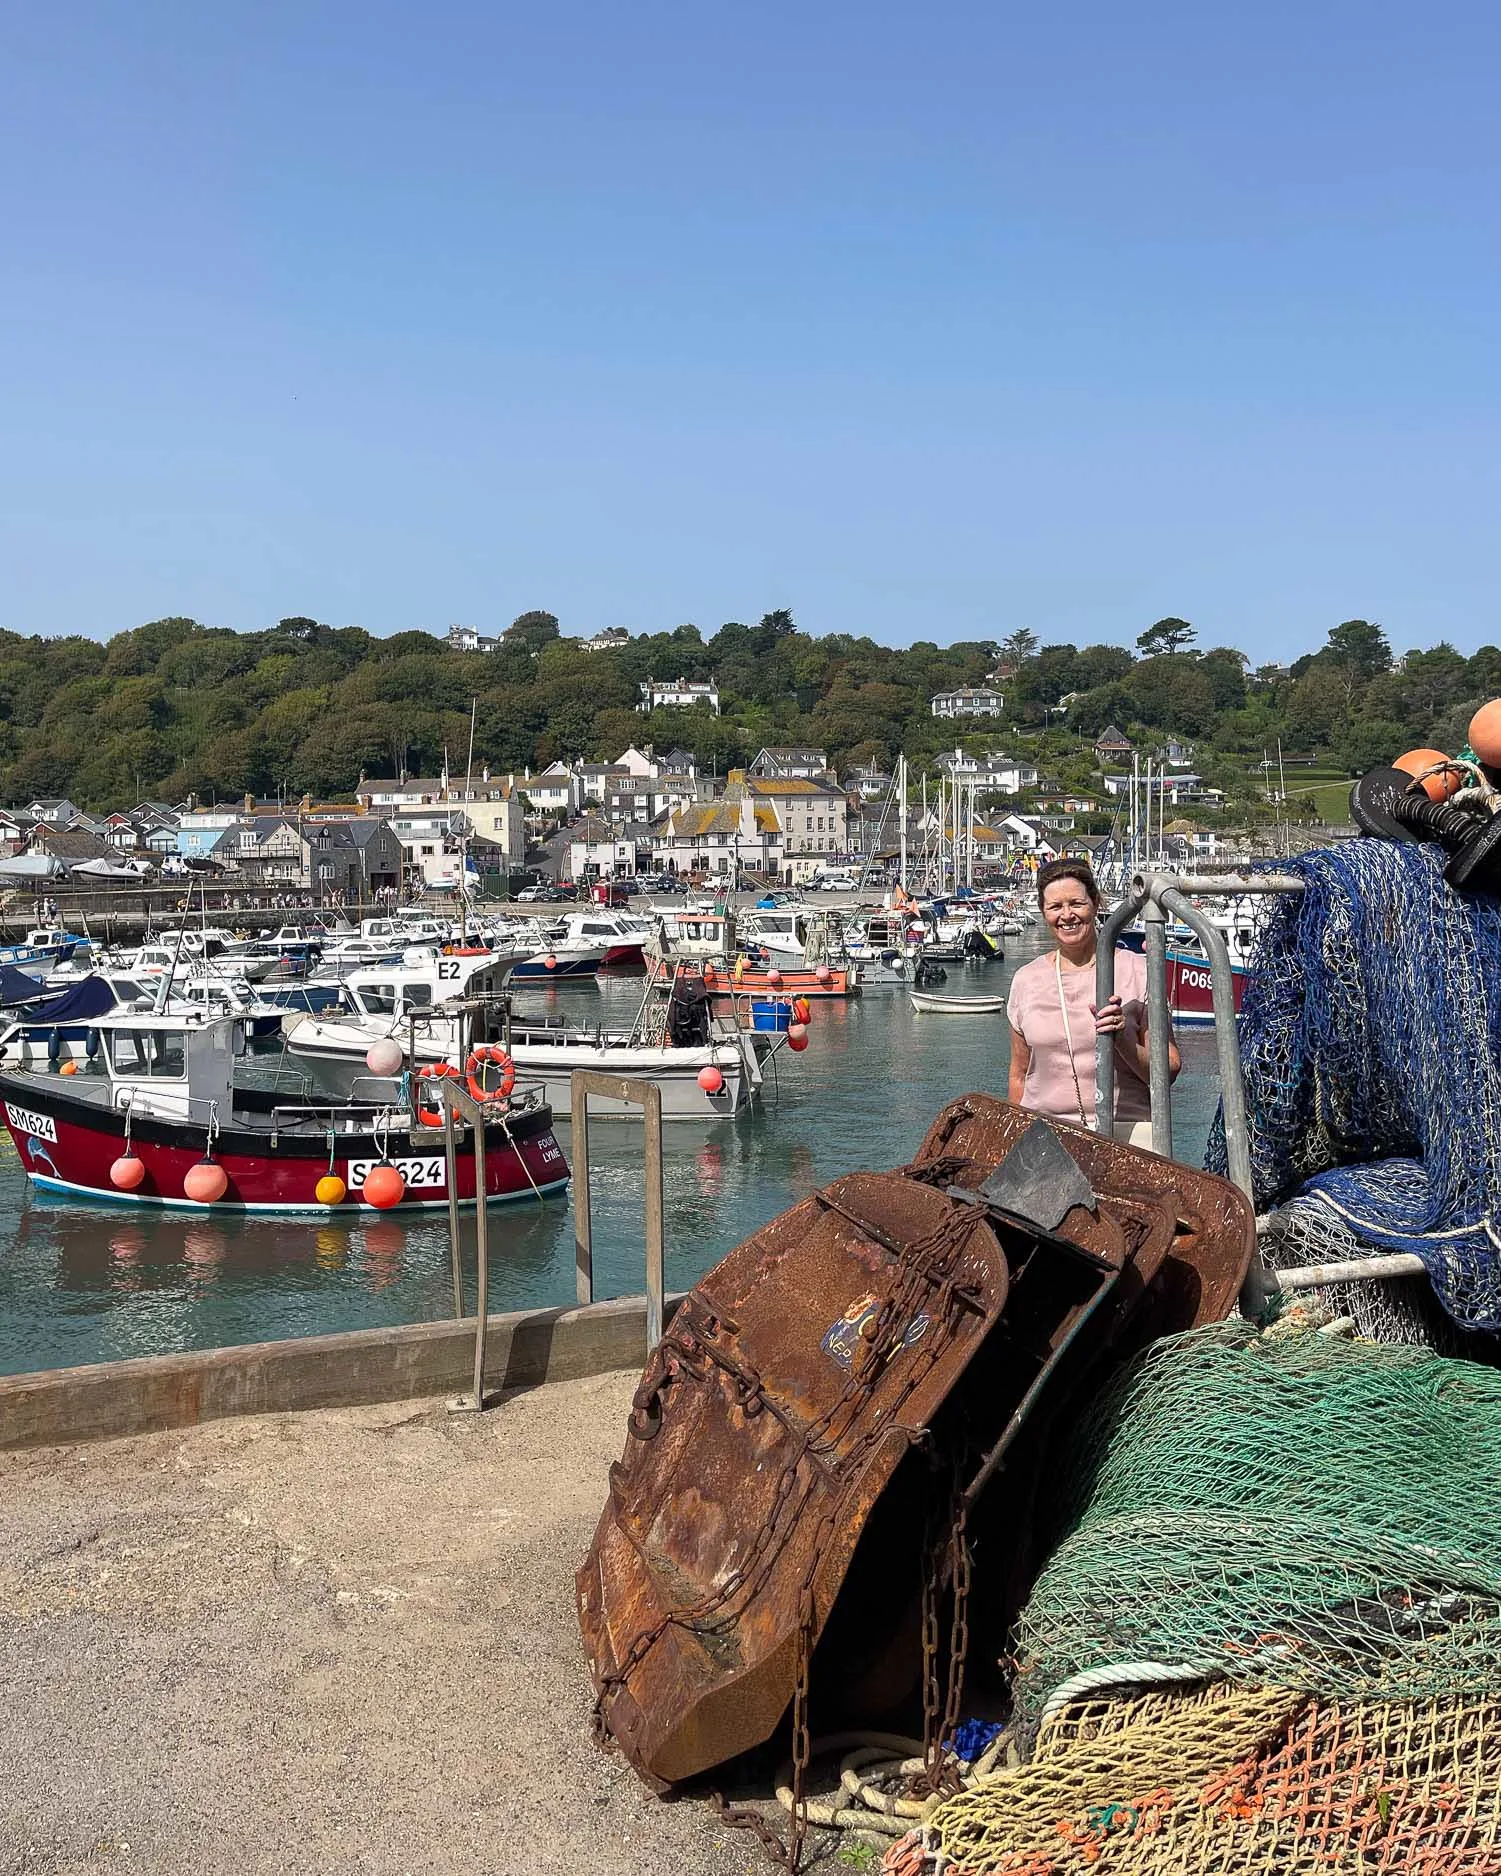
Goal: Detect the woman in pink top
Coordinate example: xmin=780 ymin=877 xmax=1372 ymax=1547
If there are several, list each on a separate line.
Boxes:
xmin=1007 ymin=859 xmax=1180 ymax=1147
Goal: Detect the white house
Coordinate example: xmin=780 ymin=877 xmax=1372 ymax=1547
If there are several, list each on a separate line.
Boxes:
xmin=579 ymin=628 xmax=630 ymax=653
xmin=355 ymin=769 xmax=525 ymax=861
xmin=930 ymin=686 xmax=1003 ymax=720
xmin=654 ymin=788 xmax=782 ymax=880
xmin=445 ymin=624 xmax=499 ymax=653
xmin=749 ymin=747 xmax=830 ymax=781
xmin=934 ymin=748 xmax=1039 ymax=794
xmin=638 ymin=678 xmax=720 ymax=716
xmin=510 ymin=762 xmax=581 ymax=819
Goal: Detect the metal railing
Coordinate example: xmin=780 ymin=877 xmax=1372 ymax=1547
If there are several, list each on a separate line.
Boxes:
xmin=437 ymin=1078 xmax=495 ymax=1414
xmin=1094 ymin=870 xmax=1426 ymax=1308
xmin=570 ymin=1069 xmax=666 ymax=1352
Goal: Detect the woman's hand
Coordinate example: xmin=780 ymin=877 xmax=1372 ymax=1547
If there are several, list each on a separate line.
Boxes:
xmin=1090 ymin=994 xmax=1126 ymax=1036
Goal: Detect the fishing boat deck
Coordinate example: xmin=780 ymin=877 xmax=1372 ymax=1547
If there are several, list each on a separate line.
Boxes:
xmin=0 ymin=1371 xmax=748 ymax=1876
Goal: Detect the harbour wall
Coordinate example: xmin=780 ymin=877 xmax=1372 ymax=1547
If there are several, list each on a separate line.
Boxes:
xmin=0 ymin=1292 xmax=676 ymax=1449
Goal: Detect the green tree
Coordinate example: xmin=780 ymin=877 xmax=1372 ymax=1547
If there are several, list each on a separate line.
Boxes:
xmin=1324 ymin=619 xmax=1392 ymax=680
xmin=503 ymin=610 xmax=562 ymax=654
xmin=1000 ymin=629 xmax=1038 ymax=665
xmin=1136 ymin=618 xmax=1197 ymax=657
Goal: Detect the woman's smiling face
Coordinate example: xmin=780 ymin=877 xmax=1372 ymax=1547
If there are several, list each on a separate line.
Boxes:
xmin=1041 ymin=878 xmax=1098 ymax=947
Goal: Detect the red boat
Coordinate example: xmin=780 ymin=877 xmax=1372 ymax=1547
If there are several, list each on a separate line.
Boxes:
xmin=1164 ymin=947 xmax=1251 ymax=1025
xmin=0 ymin=1012 xmax=569 ymax=1213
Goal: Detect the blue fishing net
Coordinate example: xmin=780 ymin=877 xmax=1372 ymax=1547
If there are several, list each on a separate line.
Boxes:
xmin=1206 ymin=839 xmax=1501 ymax=1333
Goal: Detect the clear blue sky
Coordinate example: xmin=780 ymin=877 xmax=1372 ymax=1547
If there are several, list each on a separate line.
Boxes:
xmin=2 ymin=1 xmax=1497 ymax=660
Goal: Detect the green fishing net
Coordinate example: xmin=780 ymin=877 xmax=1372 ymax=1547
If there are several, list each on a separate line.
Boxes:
xmin=1010 ymin=1320 xmax=1501 ymax=1723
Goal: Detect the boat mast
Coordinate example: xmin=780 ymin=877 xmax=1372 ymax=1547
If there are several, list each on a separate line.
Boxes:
xmin=898 ymin=754 xmax=908 ymax=893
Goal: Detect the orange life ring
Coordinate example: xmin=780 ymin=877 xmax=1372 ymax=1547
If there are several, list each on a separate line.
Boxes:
xmin=415 ymin=1061 xmax=460 ymax=1126
xmin=465 ymin=1044 xmax=516 ymax=1103
xmin=444 ymin=944 xmax=488 ymax=957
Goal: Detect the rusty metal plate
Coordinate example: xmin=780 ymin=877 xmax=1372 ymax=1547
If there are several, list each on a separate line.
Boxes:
xmin=910 ymin=1095 xmax=1254 ymax=1326
xmin=578 ymin=1171 xmax=1014 ymax=1786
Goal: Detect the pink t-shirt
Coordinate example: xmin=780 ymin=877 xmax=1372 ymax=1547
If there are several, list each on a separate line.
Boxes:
xmin=1008 ymin=947 xmax=1152 ymax=1124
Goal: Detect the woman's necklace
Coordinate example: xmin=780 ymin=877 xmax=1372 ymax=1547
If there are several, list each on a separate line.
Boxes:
xmin=1054 ymin=948 xmax=1096 ymax=1131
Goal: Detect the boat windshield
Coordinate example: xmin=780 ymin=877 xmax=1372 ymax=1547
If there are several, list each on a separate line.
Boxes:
xmin=110 ymin=1030 xmax=187 ymax=1077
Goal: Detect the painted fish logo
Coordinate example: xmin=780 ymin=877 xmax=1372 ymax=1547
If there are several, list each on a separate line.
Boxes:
xmin=24 ymin=1138 xmax=61 ymax=1180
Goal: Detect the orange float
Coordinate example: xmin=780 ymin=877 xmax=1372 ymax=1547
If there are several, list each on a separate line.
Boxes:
xmin=183 ymin=1160 xmax=229 ymax=1204
xmin=1393 ymin=747 xmax=1461 ymax=802
xmin=362 ymin=1164 xmax=406 ymax=1210
xmin=1470 ymin=700 xmax=1501 ymax=767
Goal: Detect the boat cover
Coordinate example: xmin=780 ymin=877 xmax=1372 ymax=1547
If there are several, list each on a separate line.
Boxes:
xmin=0 ymin=965 xmax=48 ymax=1008
xmin=21 ymin=975 xmax=118 ymax=1022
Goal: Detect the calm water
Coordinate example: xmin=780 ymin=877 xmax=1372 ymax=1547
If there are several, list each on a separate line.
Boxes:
xmin=0 ymin=939 xmax=1226 ymax=1376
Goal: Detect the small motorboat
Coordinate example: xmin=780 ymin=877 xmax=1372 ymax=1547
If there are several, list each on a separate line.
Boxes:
xmin=909 ymin=990 xmax=1008 ymax=1016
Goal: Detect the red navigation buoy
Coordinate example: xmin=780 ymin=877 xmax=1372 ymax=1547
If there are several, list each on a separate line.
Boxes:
xmin=110 ymin=1153 xmax=146 ymax=1192
xmin=697 ymin=1064 xmax=725 ymax=1095
xmin=1393 ymin=747 xmax=1461 ymax=802
xmin=786 ymin=1023 xmax=810 ymax=1052
xmin=362 ymin=1164 xmax=406 ymax=1210
xmin=183 ymin=1160 xmax=229 ymax=1204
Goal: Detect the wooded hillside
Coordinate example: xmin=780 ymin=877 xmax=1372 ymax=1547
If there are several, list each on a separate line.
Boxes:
xmin=0 ymin=608 xmax=1493 ymax=814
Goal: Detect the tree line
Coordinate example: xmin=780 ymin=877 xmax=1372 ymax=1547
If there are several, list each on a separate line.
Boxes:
xmin=0 ymin=607 xmax=1493 ymax=814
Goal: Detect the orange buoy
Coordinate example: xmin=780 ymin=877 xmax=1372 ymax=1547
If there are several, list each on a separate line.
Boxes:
xmin=316 ymin=1173 xmax=347 ymax=1206
xmin=697 ymin=1064 xmax=724 ymax=1094
xmin=1470 ymin=700 xmax=1501 ymax=767
xmin=1393 ymin=747 xmax=1461 ymax=802
xmin=791 ymin=997 xmax=812 ymax=1024
xmin=786 ymin=1023 xmax=810 ymax=1052
xmin=183 ymin=1160 xmax=229 ymax=1204
xmin=362 ymin=1164 xmax=406 ymax=1210
xmin=110 ymin=1153 xmax=147 ymax=1191
xmin=702 ymin=964 xmax=717 ymax=986
xmin=59 ymin=1060 xmax=77 ymax=1075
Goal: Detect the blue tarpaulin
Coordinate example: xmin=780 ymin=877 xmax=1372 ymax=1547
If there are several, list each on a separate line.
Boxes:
xmin=22 ymin=976 xmax=117 ymax=1022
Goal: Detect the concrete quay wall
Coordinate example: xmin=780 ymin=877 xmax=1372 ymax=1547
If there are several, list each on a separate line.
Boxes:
xmin=0 ymin=1293 xmax=672 ymax=1449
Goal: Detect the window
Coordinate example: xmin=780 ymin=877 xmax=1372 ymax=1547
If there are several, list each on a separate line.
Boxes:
xmin=361 ymin=984 xmax=397 ymax=1015
xmin=110 ymin=1031 xmax=186 ymax=1077
xmin=402 ymin=985 xmax=434 ymax=1010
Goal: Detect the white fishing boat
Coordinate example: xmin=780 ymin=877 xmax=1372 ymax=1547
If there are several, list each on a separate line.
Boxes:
xmin=908 ymin=990 xmax=1008 ymax=1016
xmin=282 ymin=953 xmax=526 ymax=1084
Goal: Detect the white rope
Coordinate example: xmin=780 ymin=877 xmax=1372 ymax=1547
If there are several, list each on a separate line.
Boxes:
xmin=1039 ymin=1657 xmax=1216 ymax=1726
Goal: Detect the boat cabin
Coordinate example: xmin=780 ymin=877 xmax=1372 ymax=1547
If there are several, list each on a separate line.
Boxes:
xmin=335 ymin=955 xmax=510 ymax=1022
xmin=657 ymin=911 xmax=737 ymax=960
xmin=89 ymin=1011 xmax=244 ymax=1121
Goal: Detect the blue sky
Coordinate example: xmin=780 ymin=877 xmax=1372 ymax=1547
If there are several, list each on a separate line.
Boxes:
xmin=2 ymin=0 xmax=1497 ymax=659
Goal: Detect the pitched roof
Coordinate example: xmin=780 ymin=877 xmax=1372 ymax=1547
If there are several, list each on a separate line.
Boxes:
xmin=31 ymin=825 xmax=115 ymax=861
xmin=1094 ymin=724 xmax=1132 ymax=744
xmin=670 ymin=804 xmax=743 ymax=838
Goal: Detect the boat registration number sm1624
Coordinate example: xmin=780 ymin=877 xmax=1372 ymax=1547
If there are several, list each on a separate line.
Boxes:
xmin=347 ymin=1157 xmax=445 ymax=1190
xmin=5 ymin=1103 xmax=57 ymax=1142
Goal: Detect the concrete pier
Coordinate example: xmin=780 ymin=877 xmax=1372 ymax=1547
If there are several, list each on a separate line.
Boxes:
xmin=0 ymin=1371 xmax=752 ymax=1876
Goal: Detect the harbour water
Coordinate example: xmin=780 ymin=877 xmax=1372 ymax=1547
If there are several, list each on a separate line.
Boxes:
xmin=0 ymin=937 xmax=1226 ymax=1377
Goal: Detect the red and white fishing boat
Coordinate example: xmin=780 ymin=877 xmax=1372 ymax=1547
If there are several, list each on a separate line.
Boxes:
xmin=0 ymin=1011 xmax=568 ymax=1213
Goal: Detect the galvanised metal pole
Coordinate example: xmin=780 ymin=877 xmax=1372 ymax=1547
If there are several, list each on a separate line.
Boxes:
xmin=1094 ymin=884 xmax=1147 ymax=1134
xmin=1141 ymin=898 xmax=1174 ymax=1157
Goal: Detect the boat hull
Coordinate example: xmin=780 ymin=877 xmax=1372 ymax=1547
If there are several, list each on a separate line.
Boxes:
xmin=708 ymin=965 xmax=857 ymax=999
xmin=507 ymin=1039 xmax=752 ymax=1119
xmin=510 ymin=955 xmax=602 ymax=978
xmin=0 ymin=1076 xmax=568 ymax=1212
xmin=1163 ymin=950 xmax=1250 ymax=1026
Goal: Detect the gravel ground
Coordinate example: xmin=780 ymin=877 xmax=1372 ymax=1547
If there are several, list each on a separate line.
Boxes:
xmin=0 ymin=1373 xmax=789 ymax=1876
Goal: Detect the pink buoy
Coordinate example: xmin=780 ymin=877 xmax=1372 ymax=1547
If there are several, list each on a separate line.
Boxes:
xmin=765 ymin=967 xmax=783 ymax=988
xmin=786 ymin=1023 xmax=810 ymax=1052
xmin=183 ymin=1160 xmax=229 ymax=1204
xmin=544 ymin=954 xmax=558 ymax=972
xmin=697 ymin=1064 xmax=725 ymax=1095
xmin=815 ymin=964 xmax=833 ymax=986
xmin=365 ymin=1037 xmax=403 ymax=1077
xmin=110 ymin=1153 xmax=146 ymax=1191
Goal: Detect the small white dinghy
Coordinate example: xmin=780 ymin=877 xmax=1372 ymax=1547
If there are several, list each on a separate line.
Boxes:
xmin=909 ymin=990 xmax=1008 ymax=1016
